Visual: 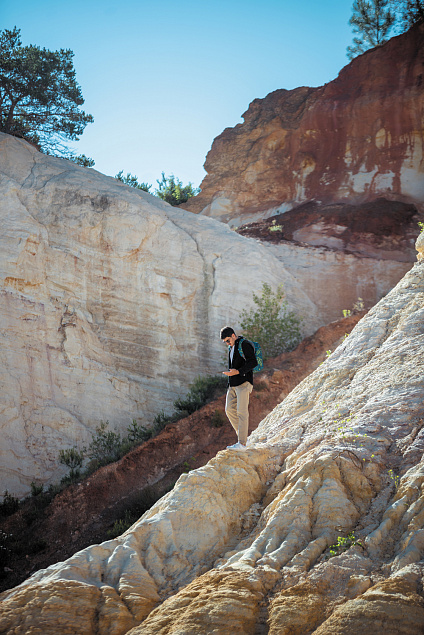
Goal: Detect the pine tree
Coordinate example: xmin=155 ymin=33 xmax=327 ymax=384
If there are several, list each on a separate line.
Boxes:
xmin=392 ymin=0 xmax=424 ymax=31
xmin=347 ymin=0 xmax=396 ymax=60
xmin=0 ymin=27 xmax=93 ymax=155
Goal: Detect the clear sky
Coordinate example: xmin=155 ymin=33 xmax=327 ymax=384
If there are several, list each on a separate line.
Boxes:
xmin=2 ymin=0 xmax=355 ymax=189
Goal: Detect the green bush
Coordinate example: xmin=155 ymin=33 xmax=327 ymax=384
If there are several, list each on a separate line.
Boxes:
xmin=0 ymin=491 xmax=20 ymax=517
xmin=156 ymin=172 xmax=199 ymax=206
xmin=59 ymin=447 xmax=85 ymax=484
xmin=211 ymin=409 xmax=226 ymax=428
xmin=30 ymin=482 xmax=44 ymax=497
xmin=115 ymin=171 xmax=152 ymax=192
xmin=239 ymin=283 xmax=302 ymax=360
xmin=174 ymin=375 xmax=227 ymax=415
xmin=107 ymin=483 xmax=173 ymax=538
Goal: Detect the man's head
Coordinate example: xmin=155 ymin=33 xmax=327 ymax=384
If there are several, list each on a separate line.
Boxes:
xmin=220 ymin=326 xmax=237 ymax=347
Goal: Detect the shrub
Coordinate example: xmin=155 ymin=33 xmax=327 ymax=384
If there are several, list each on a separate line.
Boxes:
xmin=85 ymin=421 xmax=122 ymax=467
xmin=174 ymin=375 xmax=227 ymax=415
xmin=107 ymin=483 xmax=173 ymax=538
xmin=156 ymin=172 xmax=199 ymax=206
xmin=59 ymin=447 xmax=85 ymax=484
xmin=211 ymin=409 xmax=225 ymax=428
xmin=115 ymin=171 xmax=152 ymax=192
xmin=0 ymin=491 xmax=20 ymax=517
xmin=30 ymin=482 xmax=44 ymax=497
xmin=239 ymin=283 xmax=302 ymax=360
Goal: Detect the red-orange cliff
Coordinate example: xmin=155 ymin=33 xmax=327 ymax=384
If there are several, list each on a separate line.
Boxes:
xmin=184 ymin=21 xmax=424 ymax=226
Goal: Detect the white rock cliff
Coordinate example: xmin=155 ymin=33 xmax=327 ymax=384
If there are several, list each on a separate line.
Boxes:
xmin=0 ymin=133 xmax=318 ymax=497
xmin=0 ymin=235 xmax=423 ymax=634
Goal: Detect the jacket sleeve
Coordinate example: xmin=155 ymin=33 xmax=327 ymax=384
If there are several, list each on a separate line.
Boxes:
xmin=238 ymin=340 xmax=257 ymax=376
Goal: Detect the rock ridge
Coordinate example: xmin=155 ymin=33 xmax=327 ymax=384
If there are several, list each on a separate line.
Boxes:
xmin=1 ymin=238 xmax=423 ymax=634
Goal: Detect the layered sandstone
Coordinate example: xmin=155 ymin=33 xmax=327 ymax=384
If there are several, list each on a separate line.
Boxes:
xmin=0 ymin=132 xmax=317 ymax=498
xmin=184 ymin=21 xmax=424 ymax=225
xmin=1 ymin=238 xmax=423 ymax=634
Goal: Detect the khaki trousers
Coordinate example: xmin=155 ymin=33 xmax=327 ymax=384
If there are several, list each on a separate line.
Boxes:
xmin=225 ymin=382 xmax=253 ymax=446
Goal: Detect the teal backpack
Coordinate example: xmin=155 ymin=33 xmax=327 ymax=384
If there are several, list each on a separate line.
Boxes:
xmin=237 ymin=337 xmax=264 ymax=373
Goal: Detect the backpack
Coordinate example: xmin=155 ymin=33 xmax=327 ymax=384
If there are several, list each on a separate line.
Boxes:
xmin=237 ymin=337 xmax=264 ymax=374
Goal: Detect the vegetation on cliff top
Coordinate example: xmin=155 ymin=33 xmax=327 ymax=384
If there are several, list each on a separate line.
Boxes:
xmin=347 ymin=0 xmax=424 ymax=59
xmin=0 ymin=27 xmax=93 ymax=158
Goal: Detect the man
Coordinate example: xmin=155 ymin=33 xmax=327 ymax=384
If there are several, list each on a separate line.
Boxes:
xmin=220 ymin=326 xmax=257 ymax=451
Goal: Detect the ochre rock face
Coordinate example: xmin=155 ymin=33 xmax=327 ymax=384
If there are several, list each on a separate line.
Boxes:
xmin=184 ymin=21 xmax=424 ymax=225
xmin=1 ymin=239 xmax=424 ymax=634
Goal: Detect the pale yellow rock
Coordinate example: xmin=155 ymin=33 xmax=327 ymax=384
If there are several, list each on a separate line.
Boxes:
xmin=268 ymin=581 xmax=326 ymax=635
xmin=314 ymin=577 xmax=424 ymax=634
xmin=1 ymin=145 xmax=424 ymax=635
xmin=127 ymin=568 xmax=269 ymax=635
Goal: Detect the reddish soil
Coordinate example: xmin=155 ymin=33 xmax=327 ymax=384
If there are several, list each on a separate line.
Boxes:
xmin=0 ymin=313 xmax=363 ymax=593
xmin=236 ymin=198 xmax=420 ymax=261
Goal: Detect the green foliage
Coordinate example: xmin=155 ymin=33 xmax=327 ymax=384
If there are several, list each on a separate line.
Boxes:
xmin=0 ymin=27 xmax=93 ymax=155
xmin=70 ymin=154 xmax=95 ymax=167
xmin=0 ymin=491 xmax=20 ymax=517
xmin=152 ymin=410 xmax=174 ymax=431
xmin=59 ymin=446 xmax=85 ymax=484
xmin=115 ymin=170 xmax=152 ymax=192
xmin=30 ymin=482 xmax=44 ymax=497
xmin=342 ymin=297 xmax=365 ymax=318
xmin=239 ymin=283 xmax=302 ymax=360
xmin=85 ymin=422 xmax=122 ymax=467
xmin=211 ymin=409 xmax=226 ymax=428
xmin=418 ymin=221 xmax=424 ymax=234
xmin=174 ymin=375 xmax=227 ymax=416
xmin=327 ymin=532 xmax=364 ymax=558
xmin=391 ymin=0 xmax=424 ymax=31
xmin=84 ymin=419 xmax=155 ymax=471
xmin=126 ymin=419 xmax=152 ymax=444
xmin=107 ymin=483 xmax=174 ymax=538
xmin=388 ymin=468 xmax=400 ymax=489
xmin=156 ymin=172 xmax=200 ymax=206
xmin=347 ymin=0 xmax=396 ymax=59
xmin=269 ymin=219 xmax=283 ymax=233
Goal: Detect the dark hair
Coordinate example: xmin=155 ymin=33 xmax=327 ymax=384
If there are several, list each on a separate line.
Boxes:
xmin=220 ymin=326 xmax=235 ymax=340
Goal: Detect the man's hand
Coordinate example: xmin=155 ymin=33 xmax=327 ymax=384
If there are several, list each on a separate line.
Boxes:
xmin=223 ymin=369 xmax=240 ymax=376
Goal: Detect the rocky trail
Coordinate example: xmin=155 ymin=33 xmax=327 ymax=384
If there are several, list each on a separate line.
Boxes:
xmin=0 ymin=313 xmax=362 ymax=596
xmin=0 ymin=233 xmax=422 ymax=634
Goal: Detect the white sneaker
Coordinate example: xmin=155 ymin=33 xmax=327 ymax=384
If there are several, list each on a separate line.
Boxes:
xmin=226 ymin=442 xmax=247 ymax=451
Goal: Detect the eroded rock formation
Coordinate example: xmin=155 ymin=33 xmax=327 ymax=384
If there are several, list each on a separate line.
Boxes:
xmin=1 ymin=237 xmax=423 ymax=634
xmin=0 ymin=132 xmax=317 ymax=498
xmin=184 ymin=21 xmax=424 ymax=225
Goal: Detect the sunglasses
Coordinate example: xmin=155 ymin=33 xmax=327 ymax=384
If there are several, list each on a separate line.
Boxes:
xmin=223 ymin=338 xmax=232 ymax=344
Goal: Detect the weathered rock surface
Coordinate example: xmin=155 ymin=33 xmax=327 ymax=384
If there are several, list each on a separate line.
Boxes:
xmin=0 ymin=312 xmax=363 ymax=595
xmin=0 ymin=132 xmax=318 ymax=498
xmin=184 ymin=21 xmax=424 ymax=225
xmin=1 ymin=239 xmax=423 ymax=633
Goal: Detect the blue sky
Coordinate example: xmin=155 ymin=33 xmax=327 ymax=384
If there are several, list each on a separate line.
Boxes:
xmin=3 ymin=0 xmax=355 ymax=188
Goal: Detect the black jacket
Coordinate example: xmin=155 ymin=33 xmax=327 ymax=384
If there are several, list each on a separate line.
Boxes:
xmin=227 ymin=337 xmax=257 ymax=387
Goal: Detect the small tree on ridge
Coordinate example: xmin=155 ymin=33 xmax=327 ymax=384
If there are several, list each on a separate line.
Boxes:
xmin=347 ymin=0 xmax=396 ymax=59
